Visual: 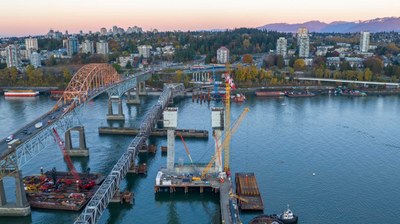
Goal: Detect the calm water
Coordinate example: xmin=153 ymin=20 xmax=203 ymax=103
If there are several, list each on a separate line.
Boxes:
xmin=0 ymin=93 xmax=399 ymax=224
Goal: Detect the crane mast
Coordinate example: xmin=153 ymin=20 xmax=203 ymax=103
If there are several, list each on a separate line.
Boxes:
xmin=224 ymin=81 xmax=231 ymax=173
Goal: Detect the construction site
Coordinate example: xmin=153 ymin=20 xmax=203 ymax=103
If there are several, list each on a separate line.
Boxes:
xmin=154 ymin=74 xmax=263 ymax=224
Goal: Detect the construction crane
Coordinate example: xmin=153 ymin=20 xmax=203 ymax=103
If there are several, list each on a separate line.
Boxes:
xmin=200 ymin=107 xmax=249 ymax=179
xmin=224 ymin=74 xmax=236 ymax=174
xmin=176 ymin=132 xmax=193 ymax=164
xmin=51 ymin=128 xmax=95 ymax=189
xmin=229 ymin=190 xmax=249 ymax=203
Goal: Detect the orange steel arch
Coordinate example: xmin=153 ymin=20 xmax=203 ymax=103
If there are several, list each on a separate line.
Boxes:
xmin=56 ymin=63 xmax=120 ymax=107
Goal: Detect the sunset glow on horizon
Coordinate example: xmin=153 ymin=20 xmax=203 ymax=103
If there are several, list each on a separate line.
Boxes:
xmin=1 ymin=0 xmax=399 ymax=36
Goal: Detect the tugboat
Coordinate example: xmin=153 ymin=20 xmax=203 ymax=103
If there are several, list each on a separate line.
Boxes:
xmin=277 ymin=205 xmax=298 ymax=224
xmin=249 ymin=214 xmax=283 ymax=224
xmin=232 ymin=93 xmax=246 ymax=103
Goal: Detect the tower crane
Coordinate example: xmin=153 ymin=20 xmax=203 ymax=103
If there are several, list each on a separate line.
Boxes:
xmin=200 ymin=107 xmax=249 ymax=179
xmin=224 ymin=74 xmax=236 ymax=174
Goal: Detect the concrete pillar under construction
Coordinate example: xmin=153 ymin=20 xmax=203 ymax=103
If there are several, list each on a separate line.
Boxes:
xmin=212 ymin=107 xmax=224 ymax=173
xmin=107 ymin=97 xmax=125 ymax=121
xmin=64 ymin=126 xmax=89 ymax=157
xmin=14 ymin=171 xmax=28 ymax=208
xmin=164 ymin=108 xmax=178 ymax=171
xmin=214 ymin=130 xmax=223 ymax=172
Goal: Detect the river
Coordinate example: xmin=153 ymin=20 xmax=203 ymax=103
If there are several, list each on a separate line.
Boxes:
xmin=0 ymin=93 xmax=399 ymax=224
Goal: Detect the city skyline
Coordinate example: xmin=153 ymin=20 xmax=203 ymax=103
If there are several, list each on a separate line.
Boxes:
xmin=1 ymin=0 xmax=400 ymax=37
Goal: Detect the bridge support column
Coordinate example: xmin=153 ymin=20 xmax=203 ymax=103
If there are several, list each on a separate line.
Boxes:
xmin=65 ymin=126 xmax=89 ymax=157
xmin=107 ymin=97 xmax=125 ymax=121
xmin=139 ymin=81 xmax=147 ymax=96
xmin=212 ymin=108 xmax=224 ymax=173
xmin=0 ymin=171 xmax=31 ymax=216
xmin=126 ymin=86 xmax=140 ymax=105
xmin=110 ymin=187 xmax=121 ymax=203
xmin=164 ymin=108 xmax=178 ymax=171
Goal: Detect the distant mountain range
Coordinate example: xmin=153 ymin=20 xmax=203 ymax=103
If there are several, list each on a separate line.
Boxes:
xmin=258 ymin=17 xmax=400 ymax=33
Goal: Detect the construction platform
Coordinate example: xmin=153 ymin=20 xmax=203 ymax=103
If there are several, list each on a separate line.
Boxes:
xmin=98 ymin=127 xmax=209 ymax=138
xmin=235 ymin=172 xmax=264 ymax=211
xmin=23 ymin=171 xmax=104 ymax=211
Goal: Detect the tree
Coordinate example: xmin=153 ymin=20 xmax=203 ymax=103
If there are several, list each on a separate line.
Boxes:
xmin=276 ymin=55 xmax=284 ymax=69
xmin=364 ymin=57 xmax=383 ymax=75
xmin=175 ymin=70 xmax=183 ymax=82
xmin=364 ymin=68 xmax=373 ymax=81
xmin=112 ymin=64 xmax=122 ymax=74
xmin=293 ymin=59 xmax=305 ymax=71
xmin=242 ymin=54 xmax=253 ymax=64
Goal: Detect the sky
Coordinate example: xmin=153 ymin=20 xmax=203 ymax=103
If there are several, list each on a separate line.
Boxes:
xmin=1 ymin=0 xmax=399 ymax=37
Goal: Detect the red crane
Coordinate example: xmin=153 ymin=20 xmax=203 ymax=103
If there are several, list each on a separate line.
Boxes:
xmin=51 ymin=128 xmax=94 ymax=189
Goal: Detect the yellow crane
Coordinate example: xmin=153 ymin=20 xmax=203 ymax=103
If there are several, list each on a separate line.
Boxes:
xmin=224 ymin=81 xmax=231 ymax=173
xmin=229 ymin=190 xmax=249 ymax=203
xmin=200 ymin=107 xmax=249 ymax=179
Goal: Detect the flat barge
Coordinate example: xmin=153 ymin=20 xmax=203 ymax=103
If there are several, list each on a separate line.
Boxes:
xmin=23 ymin=171 xmax=104 ymax=211
xmin=235 ymin=172 xmax=264 ymax=211
xmin=99 ymin=127 xmax=208 ymax=138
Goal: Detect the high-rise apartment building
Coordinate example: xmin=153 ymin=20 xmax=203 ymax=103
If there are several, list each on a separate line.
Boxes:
xmin=5 ymin=45 xmax=20 ymax=68
xmin=66 ymin=37 xmax=78 ymax=57
xmin=96 ymin=40 xmax=109 ymax=55
xmin=25 ymin=37 xmax=38 ymax=58
xmin=360 ymin=31 xmax=370 ymax=52
xmin=217 ymin=46 xmax=229 ymax=64
xmin=138 ymin=45 xmax=152 ymax=58
xmin=81 ymin=40 xmax=94 ymax=54
xmin=100 ymin=27 xmax=107 ymax=36
xmin=276 ymin=37 xmax=287 ymax=57
xmin=30 ymin=52 xmax=41 ymax=68
xmin=297 ymin=27 xmax=310 ymax=58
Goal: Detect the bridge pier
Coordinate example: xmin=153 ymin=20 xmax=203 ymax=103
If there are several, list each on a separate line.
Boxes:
xmin=64 ymin=126 xmax=89 ymax=157
xmin=0 ymin=171 xmax=31 ymax=216
xmin=164 ymin=108 xmax=178 ymax=171
xmin=126 ymin=87 xmax=140 ymax=105
xmin=139 ymin=81 xmax=147 ymax=96
xmin=107 ymin=97 xmax=125 ymax=121
xmin=212 ymin=108 xmax=224 ymax=172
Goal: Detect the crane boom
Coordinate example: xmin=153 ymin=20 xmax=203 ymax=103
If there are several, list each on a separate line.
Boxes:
xmin=201 ymin=107 xmax=249 ymax=178
xmin=177 ymin=132 xmax=193 ymax=164
xmin=52 ymin=128 xmax=80 ymax=181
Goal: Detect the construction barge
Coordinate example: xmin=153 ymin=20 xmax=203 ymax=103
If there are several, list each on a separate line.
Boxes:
xmin=23 ymin=171 xmax=104 ymax=211
xmin=235 ymin=172 xmax=264 ymax=211
xmin=98 ymin=127 xmax=208 ymax=138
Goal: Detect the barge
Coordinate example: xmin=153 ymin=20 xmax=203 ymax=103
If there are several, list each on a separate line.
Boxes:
xmin=23 ymin=171 xmax=104 ymax=211
xmin=4 ymin=90 xmax=39 ymax=97
xmin=255 ymin=91 xmax=285 ymax=97
xmin=235 ymin=172 xmax=264 ymax=211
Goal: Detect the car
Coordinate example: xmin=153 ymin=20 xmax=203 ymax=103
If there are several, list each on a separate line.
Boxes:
xmin=50 ymin=115 xmax=56 ymax=120
xmin=6 ymin=135 xmax=14 ymax=142
xmin=22 ymin=129 xmax=28 ymax=134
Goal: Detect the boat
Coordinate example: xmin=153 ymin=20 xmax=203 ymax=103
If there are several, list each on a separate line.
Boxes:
xmin=277 ymin=205 xmax=298 ymax=224
xmin=4 ymin=90 xmax=39 ymax=97
xmin=249 ymin=214 xmax=283 ymax=224
xmin=35 ymin=122 xmax=43 ymax=129
xmin=232 ymin=93 xmax=246 ymax=103
xmin=341 ymin=90 xmax=367 ymax=97
xmin=255 ymin=91 xmax=285 ymax=97
xmin=285 ymin=91 xmax=316 ymax=97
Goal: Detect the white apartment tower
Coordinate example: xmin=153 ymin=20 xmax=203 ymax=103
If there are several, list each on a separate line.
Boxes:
xmin=360 ymin=31 xmax=370 ymax=53
xmin=81 ymin=40 xmax=94 ymax=54
xmin=30 ymin=52 xmax=41 ymax=68
xmin=96 ymin=40 xmax=109 ymax=55
xmin=217 ymin=46 xmax=229 ymax=64
xmin=138 ymin=45 xmax=152 ymax=58
xmin=5 ymin=45 xmax=20 ymax=68
xmin=276 ymin=37 xmax=287 ymax=57
xmin=25 ymin=37 xmax=38 ymax=59
xmin=297 ymin=27 xmax=310 ymax=58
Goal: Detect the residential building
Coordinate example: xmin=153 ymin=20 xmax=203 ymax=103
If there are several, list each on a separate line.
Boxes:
xmin=81 ymin=40 xmax=94 ymax=54
xmin=30 ymin=52 xmax=41 ymax=68
xmin=96 ymin=40 xmax=109 ymax=55
xmin=297 ymin=27 xmax=310 ymax=58
xmin=360 ymin=31 xmax=370 ymax=52
xmin=138 ymin=45 xmax=152 ymax=58
xmin=5 ymin=45 xmax=20 ymax=68
xmin=65 ymin=37 xmax=78 ymax=57
xmin=276 ymin=37 xmax=287 ymax=57
xmin=25 ymin=37 xmax=38 ymax=59
xmin=100 ymin=27 xmax=107 ymax=36
xmin=217 ymin=46 xmax=229 ymax=64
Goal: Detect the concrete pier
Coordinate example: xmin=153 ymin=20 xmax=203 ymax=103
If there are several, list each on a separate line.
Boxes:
xmin=0 ymin=171 xmax=31 ymax=216
xmin=126 ymin=86 xmax=140 ymax=105
xmin=107 ymin=96 xmax=125 ymax=121
xmin=98 ymin=127 xmax=208 ymax=138
xmin=64 ymin=126 xmax=89 ymax=157
xmin=139 ymin=81 xmax=147 ymax=96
